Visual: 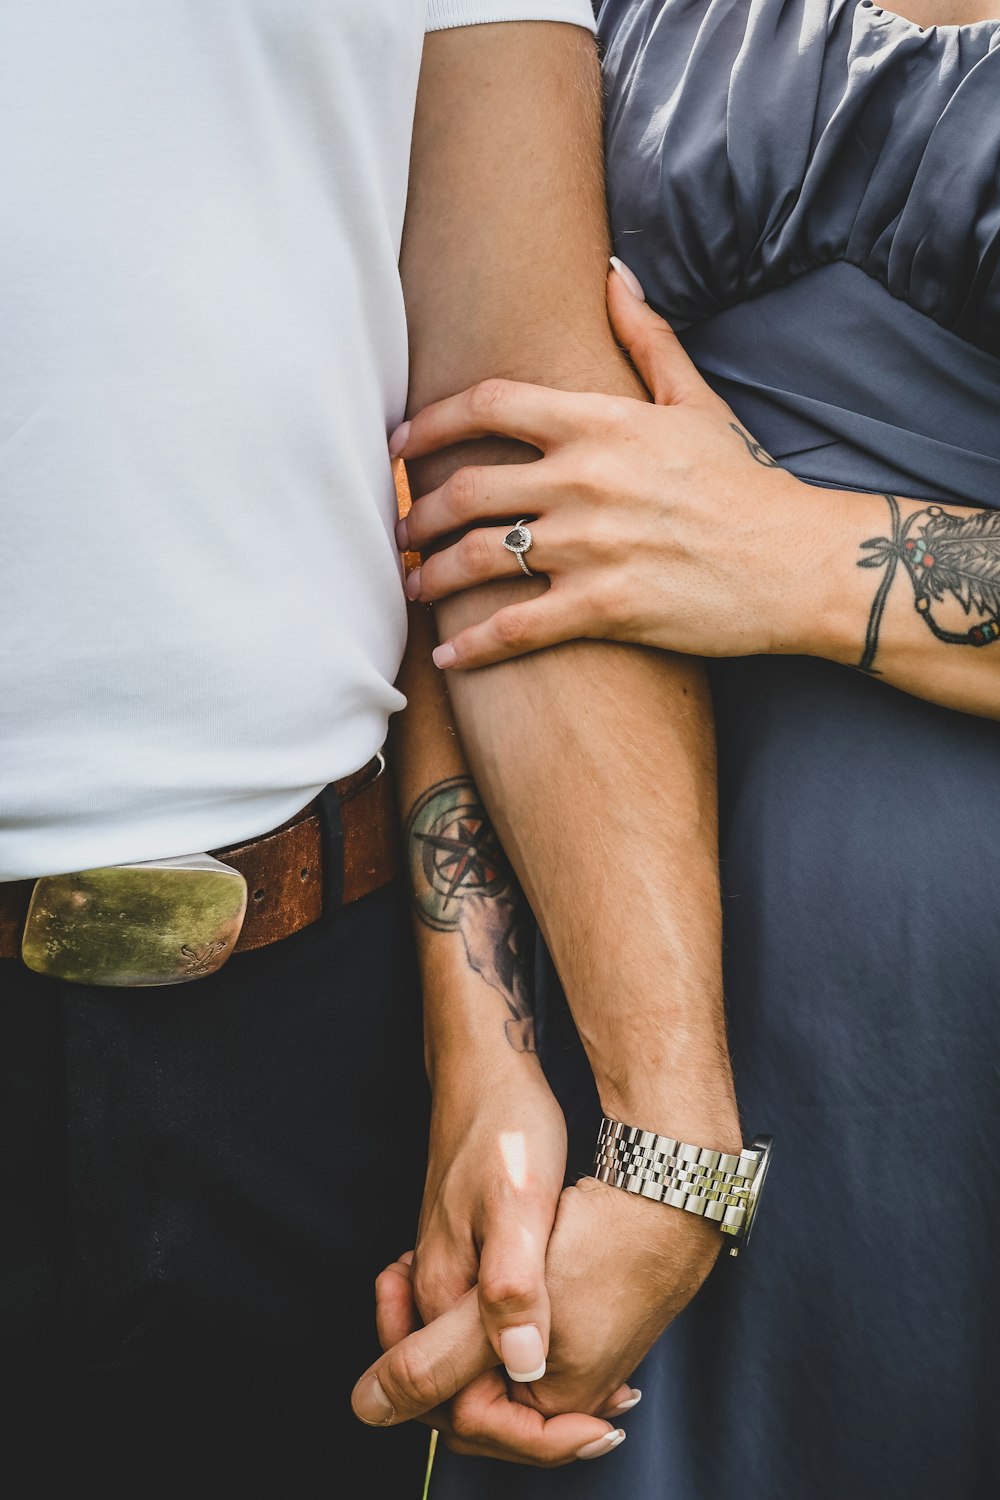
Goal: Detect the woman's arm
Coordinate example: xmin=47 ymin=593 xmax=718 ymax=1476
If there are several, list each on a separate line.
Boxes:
xmin=395 ymin=264 xmax=1000 ymax=721
xmin=779 ymin=486 xmax=1000 ymax=716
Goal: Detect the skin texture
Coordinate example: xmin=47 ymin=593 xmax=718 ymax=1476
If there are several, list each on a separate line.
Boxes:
xmin=366 ymin=19 xmax=741 ymax=1467
xmin=397 ymin=269 xmax=1000 ymax=721
xmin=891 ymin=1 xmax=999 ymax=20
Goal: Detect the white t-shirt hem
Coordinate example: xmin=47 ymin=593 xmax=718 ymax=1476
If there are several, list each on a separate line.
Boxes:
xmin=427 ymin=2 xmax=596 ymax=32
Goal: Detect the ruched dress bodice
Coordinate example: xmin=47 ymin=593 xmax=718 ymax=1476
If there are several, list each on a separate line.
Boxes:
xmin=434 ymin=7 xmax=1000 ymax=1500
xmin=603 ymin=0 xmax=1000 ymax=502
xmin=603 ymin=0 xmax=1000 ymax=345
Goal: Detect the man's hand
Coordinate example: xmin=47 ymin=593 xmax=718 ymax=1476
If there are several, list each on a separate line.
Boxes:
xmin=501 ymin=1177 xmax=720 ymax=1419
xmin=351 ymin=1177 xmax=721 ymax=1464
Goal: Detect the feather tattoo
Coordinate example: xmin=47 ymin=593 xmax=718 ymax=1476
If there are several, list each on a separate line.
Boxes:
xmin=858 ymin=500 xmax=1000 ymax=672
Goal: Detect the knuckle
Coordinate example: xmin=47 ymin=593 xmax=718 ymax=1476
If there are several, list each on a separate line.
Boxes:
xmin=447 ymin=466 xmax=478 ymax=519
xmin=384 ymin=1344 xmax=444 ymax=1411
xmin=576 ymin=450 xmax=614 ymax=499
xmin=469 ymin=378 xmax=510 ymax=422
xmin=374 ymin=1265 xmax=402 ymax=1299
xmin=411 ymin=1264 xmax=434 ymax=1311
xmin=461 ymin=527 xmax=493 ymax=576
xmin=597 ymin=396 xmax=632 ymax=434
xmin=448 ymin=1402 xmax=485 ymax=1444
xmin=440 ymin=1432 xmax=476 ymax=1457
xmin=415 ymin=554 xmax=439 ymax=598
xmin=480 ymin=1270 xmax=537 ymax=1309
xmin=495 ymin=609 xmax=529 ymax=649
xmin=584 ymin=510 xmax=626 ymax=558
xmin=413 ymin=1268 xmax=452 ymax=1320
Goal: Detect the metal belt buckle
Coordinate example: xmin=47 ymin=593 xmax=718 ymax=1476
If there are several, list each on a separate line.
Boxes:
xmin=21 ymin=854 xmax=248 ymax=988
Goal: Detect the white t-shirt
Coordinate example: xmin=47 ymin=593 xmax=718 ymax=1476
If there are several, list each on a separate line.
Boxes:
xmin=0 ymin=0 xmax=596 ymax=881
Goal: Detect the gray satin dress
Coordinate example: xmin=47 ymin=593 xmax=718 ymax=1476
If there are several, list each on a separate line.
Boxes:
xmin=434 ymin=4 xmax=1000 ymax=1496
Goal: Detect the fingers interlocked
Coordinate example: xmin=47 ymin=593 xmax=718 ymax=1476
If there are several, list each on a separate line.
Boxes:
xmin=352 ymin=1260 xmax=629 ymax=1467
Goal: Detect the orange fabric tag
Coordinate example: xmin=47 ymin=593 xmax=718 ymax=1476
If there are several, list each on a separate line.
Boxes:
xmin=393 ymin=457 xmax=421 ymax=577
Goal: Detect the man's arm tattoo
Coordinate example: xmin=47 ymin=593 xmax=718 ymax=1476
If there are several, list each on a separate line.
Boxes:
xmin=858 ymin=498 xmax=1000 ymax=672
xmin=405 ymin=776 xmax=535 ymax=1053
xmin=729 ymin=422 xmax=779 ymax=468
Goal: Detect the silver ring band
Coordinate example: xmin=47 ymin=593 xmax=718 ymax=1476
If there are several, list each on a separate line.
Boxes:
xmin=503 ymin=519 xmax=534 ymax=577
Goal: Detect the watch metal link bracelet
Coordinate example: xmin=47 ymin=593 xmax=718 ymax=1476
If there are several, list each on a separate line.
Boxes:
xmin=593 ymin=1117 xmax=774 ymax=1258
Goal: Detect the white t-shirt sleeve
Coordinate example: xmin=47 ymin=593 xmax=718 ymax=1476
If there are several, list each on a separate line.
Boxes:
xmin=426 ymin=1 xmax=596 ymax=32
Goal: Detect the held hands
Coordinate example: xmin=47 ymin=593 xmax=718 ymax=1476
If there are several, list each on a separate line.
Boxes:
xmin=392 ymin=263 xmax=821 ymax=669
xmin=351 ymin=1034 xmax=733 ymax=1467
xmin=352 ymin=1174 xmax=723 ymax=1466
xmin=351 ymin=1058 xmax=639 ymax=1466
xmin=351 ymin=982 xmax=739 ymax=1464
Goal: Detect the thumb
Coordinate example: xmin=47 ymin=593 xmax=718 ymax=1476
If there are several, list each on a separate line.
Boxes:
xmin=477 ymin=1197 xmax=556 ymax=1385
xmin=352 ymin=1285 xmax=495 ymax=1428
xmin=608 ymin=259 xmax=710 ymax=408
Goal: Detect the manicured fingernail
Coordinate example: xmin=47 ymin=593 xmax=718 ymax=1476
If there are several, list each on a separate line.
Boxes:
xmin=499 ymin=1325 xmax=546 ymax=1383
xmin=388 ymin=420 xmax=411 ymax=458
xmin=405 ymin=567 xmax=422 ymax=601
xmin=354 ymin=1376 xmax=395 ymax=1426
xmin=578 ymin=1429 xmax=627 ymax=1461
xmin=609 ymin=1389 xmax=642 ymax=1415
xmin=609 ymin=257 xmax=646 ymax=302
xmin=432 ymin=642 xmax=457 ymax=670
xmin=395 ymin=517 xmax=410 ymax=549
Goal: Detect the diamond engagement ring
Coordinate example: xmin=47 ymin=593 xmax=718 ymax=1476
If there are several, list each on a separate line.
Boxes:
xmin=503 ymin=520 xmax=535 ymax=576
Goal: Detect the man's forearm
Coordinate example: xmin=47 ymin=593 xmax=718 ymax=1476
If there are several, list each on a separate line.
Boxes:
xmin=401 ymin=23 xmax=738 ymax=1148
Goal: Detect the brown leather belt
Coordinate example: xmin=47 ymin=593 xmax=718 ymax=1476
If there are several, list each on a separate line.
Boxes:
xmin=0 ymin=755 xmax=399 ymax=982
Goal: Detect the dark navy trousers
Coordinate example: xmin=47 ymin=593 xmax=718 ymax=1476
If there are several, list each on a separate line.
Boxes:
xmin=0 ymin=878 xmax=430 ymax=1497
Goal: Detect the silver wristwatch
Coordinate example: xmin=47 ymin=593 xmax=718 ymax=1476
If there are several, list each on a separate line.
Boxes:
xmin=593 ymin=1117 xmax=774 ymax=1258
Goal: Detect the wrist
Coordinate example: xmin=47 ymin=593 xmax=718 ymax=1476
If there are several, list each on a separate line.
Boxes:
xmin=768 ymin=484 xmax=914 ymax=664
xmin=754 ymin=472 xmax=841 ymax=657
xmin=427 ymin=1014 xmax=546 ymax=1101
xmin=596 ymin=1068 xmax=742 ymax=1158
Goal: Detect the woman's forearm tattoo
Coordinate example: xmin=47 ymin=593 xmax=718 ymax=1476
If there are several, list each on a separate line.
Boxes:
xmin=858 ymin=497 xmax=1000 ymax=672
xmin=405 ymin=776 xmax=535 ymax=1054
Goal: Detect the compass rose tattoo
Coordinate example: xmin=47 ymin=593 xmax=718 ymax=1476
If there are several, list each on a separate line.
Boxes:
xmin=405 ymin=777 xmax=535 ymax=1054
xmin=858 ymin=497 xmax=1000 ymax=672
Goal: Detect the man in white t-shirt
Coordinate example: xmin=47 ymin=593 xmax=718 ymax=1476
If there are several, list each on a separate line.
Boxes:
xmin=0 ymin=3 xmax=741 ymax=1491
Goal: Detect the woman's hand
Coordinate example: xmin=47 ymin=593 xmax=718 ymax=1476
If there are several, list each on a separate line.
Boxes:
xmin=392 ymin=262 xmax=828 ymax=669
xmin=414 ymin=1052 xmax=568 ymax=1384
